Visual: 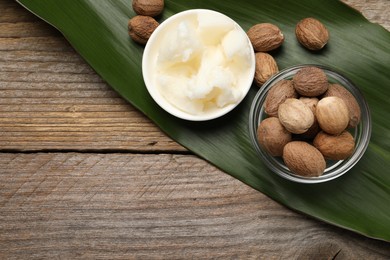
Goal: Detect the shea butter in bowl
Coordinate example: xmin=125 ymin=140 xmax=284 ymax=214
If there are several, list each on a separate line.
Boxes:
xmin=142 ymin=9 xmax=256 ymax=121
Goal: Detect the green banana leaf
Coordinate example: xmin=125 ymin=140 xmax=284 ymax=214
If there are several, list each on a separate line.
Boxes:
xmin=17 ymin=0 xmax=390 ymax=241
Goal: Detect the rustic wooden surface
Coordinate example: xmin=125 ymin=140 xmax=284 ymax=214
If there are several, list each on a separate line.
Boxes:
xmin=0 ymin=0 xmax=389 ymax=259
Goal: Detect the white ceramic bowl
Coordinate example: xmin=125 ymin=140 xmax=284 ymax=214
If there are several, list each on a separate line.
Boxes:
xmin=142 ymin=9 xmax=256 ymax=121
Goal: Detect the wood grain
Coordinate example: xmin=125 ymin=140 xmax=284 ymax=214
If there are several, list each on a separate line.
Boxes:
xmin=0 ymin=0 xmax=184 ymax=152
xmin=0 ymin=153 xmax=389 ymax=259
xmin=0 ymin=0 xmax=389 ymax=259
xmin=342 ymin=0 xmax=390 ymax=31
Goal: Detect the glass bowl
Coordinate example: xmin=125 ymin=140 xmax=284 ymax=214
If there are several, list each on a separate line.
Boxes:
xmin=249 ymin=64 xmax=371 ymax=184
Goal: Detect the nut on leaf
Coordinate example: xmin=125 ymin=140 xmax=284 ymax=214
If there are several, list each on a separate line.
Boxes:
xmin=313 ymin=131 xmax=355 ymax=160
xmin=128 ymin=15 xmax=159 ymax=45
xmin=323 ymin=84 xmax=361 ymax=128
xmin=264 ymin=79 xmax=297 ymax=117
xmin=293 ymin=66 xmax=328 ymax=96
xmin=278 ymin=98 xmax=314 ymax=134
xmin=283 ymin=141 xmax=326 ymax=177
xmin=254 ymin=52 xmax=279 ymax=87
xmin=247 ymin=23 xmax=284 ymax=52
xmin=132 ymin=0 xmax=164 ymax=17
xmin=257 ymin=117 xmax=292 ymax=157
xmin=295 ymin=17 xmax=329 ymax=51
xmin=316 ymin=96 xmax=349 ymax=135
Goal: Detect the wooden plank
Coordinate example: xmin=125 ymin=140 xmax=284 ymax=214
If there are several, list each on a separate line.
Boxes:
xmin=342 ymin=0 xmax=390 ymax=31
xmin=0 ymin=0 xmax=43 ymax=23
xmin=0 ymin=153 xmax=389 ymax=259
xmin=0 ymin=0 xmax=183 ymax=152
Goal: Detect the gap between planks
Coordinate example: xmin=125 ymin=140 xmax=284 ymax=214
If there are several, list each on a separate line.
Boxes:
xmin=0 ymin=149 xmax=192 ymax=155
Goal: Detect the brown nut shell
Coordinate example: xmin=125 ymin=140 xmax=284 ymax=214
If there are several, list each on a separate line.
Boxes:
xmin=293 ymin=67 xmax=328 ymax=96
xmin=264 ymin=80 xmax=297 ymax=117
xmin=132 ymin=0 xmax=164 ymax=17
xmin=278 ymin=98 xmax=314 ymax=134
xmin=128 ymin=16 xmax=159 ymax=45
xmin=254 ymin=52 xmax=279 ymax=87
xmin=247 ymin=23 xmax=284 ymax=52
xmin=313 ymin=131 xmax=355 ymax=160
xmin=316 ymin=96 xmax=349 ymax=135
xmin=323 ymin=84 xmax=361 ymax=128
xmin=298 ymin=97 xmax=320 ymax=139
xmin=257 ymin=117 xmax=292 ymax=157
xmin=299 ymin=97 xmax=319 ymax=114
xmin=283 ymin=141 xmax=326 ymax=177
xmin=295 ymin=17 xmax=329 ymax=51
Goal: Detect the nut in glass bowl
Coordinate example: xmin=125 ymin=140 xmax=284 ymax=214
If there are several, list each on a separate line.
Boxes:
xmin=249 ymin=65 xmax=371 ymax=183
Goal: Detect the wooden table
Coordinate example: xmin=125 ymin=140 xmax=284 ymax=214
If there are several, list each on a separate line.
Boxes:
xmin=1 ymin=0 xmax=389 ymax=258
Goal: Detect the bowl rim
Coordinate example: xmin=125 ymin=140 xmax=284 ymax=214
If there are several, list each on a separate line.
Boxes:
xmin=142 ymin=9 xmax=256 ymax=121
xmin=249 ymin=64 xmax=372 ymax=184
